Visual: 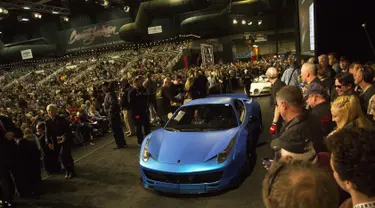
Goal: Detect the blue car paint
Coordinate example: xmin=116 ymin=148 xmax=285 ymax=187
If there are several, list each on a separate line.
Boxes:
xmin=139 ymin=94 xmax=262 ymax=194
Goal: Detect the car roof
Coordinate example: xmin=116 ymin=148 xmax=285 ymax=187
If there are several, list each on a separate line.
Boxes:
xmin=183 ymin=97 xmax=234 ymax=106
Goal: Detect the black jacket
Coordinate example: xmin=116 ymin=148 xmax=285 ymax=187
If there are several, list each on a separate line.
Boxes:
xmin=270 ymin=79 xmax=286 ymax=107
xmin=310 ymin=102 xmax=336 ymax=137
xmin=120 ymin=86 xmax=133 ymax=110
xmin=46 ymin=115 xmax=73 ymax=146
xmin=104 ymin=91 xmax=121 ymax=119
xmin=278 ymin=112 xmax=326 ymax=153
xmin=128 ymin=87 xmax=149 ymax=115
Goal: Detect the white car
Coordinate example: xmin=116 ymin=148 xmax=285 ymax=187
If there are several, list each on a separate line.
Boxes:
xmin=249 ymin=75 xmax=271 ymax=96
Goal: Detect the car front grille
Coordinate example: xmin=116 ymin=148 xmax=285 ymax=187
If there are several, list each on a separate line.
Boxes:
xmin=143 ymin=170 xmax=223 ymax=184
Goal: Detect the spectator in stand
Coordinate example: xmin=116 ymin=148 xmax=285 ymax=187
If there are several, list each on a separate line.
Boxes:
xmin=327 ymin=128 xmax=375 ymax=208
xmin=281 ymin=55 xmax=299 ymax=86
xmin=271 ymin=86 xmax=325 ymax=153
xmin=339 ymin=56 xmax=350 ymax=73
xmin=354 ymin=65 xmax=375 ymax=117
xmin=330 ymin=95 xmax=374 ymax=135
xmin=267 ymin=67 xmax=285 ymax=137
xmin=319 ymin=54 xmax=336 ymax=80
xmin=330 ymin=72 xmax=356 ymax=102
xmin=262 ymin=161 xmax=339 ymax=208
xmin=304 ymin=83 xmax=336 ymax=137
xmin=329 ymin=52 xmax=341 ymax=73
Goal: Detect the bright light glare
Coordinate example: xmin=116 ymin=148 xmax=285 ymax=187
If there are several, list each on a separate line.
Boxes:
xmin=248 ymin=21 xmax=253 ymax=25
xmin=242 ymin=20 xmax=246 ymax=25
xmin=23 ymin=7 xmax=30 ymax=10
xmin=52 ymin=11 xmax=59 ymax=14
xmin=0 ymin=8 xmax=3 ymax=13
xmin=258 ymin=20 xmax=262 ymax=25
xmin=21 ymin=18 xmax=29 ymax=22
xmin=233 ymin=19 xmax=238 ymax=24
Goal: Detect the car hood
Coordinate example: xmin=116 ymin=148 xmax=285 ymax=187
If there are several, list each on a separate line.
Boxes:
xmin=147 ymin=128 xmax=239 ymax=164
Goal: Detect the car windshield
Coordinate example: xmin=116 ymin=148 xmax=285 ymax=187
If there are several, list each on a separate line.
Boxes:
xmin=165 ymin=104 xmax=238 ymax=132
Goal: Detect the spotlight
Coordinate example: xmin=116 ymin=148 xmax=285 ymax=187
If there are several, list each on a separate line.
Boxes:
xmin=23 ymin=6 xmax=30 ymax=10
xmin=52 ymin=11 xmax=59 ymax=14
xmin=258 ymin=20 xmax=262 ymax=25
xmin=21 ymin=18 xmax=29 ymax=22
xmin=101 ymin=0 xmax=109 ymax=7
xmin=33 ymin=13 xmax=42 ymax=19
xmin=242 ymin=20 xmax=246 ymax=25
xmin=0 ymin=8 xmax=2 ymax=13
xmin=124 ymin=6 xmax=130 ymax=12
xmin=0 ymin=32 xmax=2 ymax=34
xmin=248 ymin=21 xmax=253 ymax=25
xmin=233 ymin=19 xmax=238 ymax=24
xmin=61 ymin=16 xmax=69 ymax=22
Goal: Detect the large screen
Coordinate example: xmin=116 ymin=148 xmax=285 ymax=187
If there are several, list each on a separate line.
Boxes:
xmin=298 ymin=0 xmax=315 ymax=56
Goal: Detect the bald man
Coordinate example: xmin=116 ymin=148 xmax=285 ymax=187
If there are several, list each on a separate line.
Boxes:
xmin=267 ymin=67 xmax=286 ymax=137
xmin=301 ymin=63 xmax=325 ymax=91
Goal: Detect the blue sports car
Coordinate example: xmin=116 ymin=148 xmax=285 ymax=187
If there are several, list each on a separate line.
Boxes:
xmin=139 ymin=94 xmax=262 ymax=194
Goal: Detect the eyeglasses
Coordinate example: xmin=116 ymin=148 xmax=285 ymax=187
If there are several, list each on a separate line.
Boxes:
xmin=267 ymin=163 xmax=285 ymax=197
xmin=334 ymin=85 xmax=343 ymax=89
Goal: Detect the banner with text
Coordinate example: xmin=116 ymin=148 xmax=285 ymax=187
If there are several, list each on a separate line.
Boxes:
xmin=58 ymin=19 xmax=129 ymax=53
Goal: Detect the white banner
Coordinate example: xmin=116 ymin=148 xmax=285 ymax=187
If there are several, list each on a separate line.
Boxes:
xmin=200 ymin=44 xmax=214 ymax=66
xmin=148 ymin=26 xmax=162 ymax=34
xmin=21 ymin=49 xmax=33 ymax=60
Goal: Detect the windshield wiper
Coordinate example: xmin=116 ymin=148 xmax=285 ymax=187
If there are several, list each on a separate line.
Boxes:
xmin=165 ymin=127 xmax=180 ymax=132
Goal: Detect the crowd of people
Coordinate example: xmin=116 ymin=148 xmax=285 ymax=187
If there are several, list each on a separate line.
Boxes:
xmin=1 ymin=42 xmax=375 ymax=208
xmin=262 ymin=53 xmax=375 ymax=208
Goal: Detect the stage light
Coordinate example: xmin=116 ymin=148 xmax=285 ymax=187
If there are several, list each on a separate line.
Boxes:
xmin=33 ymin=13 xmax=42 ymax=19
xmin=101 ymin=0 xmax=109 ymax=7
xmin=248 ymin=21 xmax=252 ymax=25
xmin=61 ymin=16 xmax=69 ymax=22
xmin=124 ymin=6 xmax=130 ymax=12
xmin=0 ymin=32 xmax=2 ymax=34
xmin=23 ymin=6 xmax=30 ymax=10
xmin=233 ymin=19 xmax=238 ymax=24
xmin=258 ymin=20 xmax=262 ymax=25
xmin=21 ymin=18 xmax=29 ymax=22
xmin=52 ymin=11 xmax=59 ymax=14
xmin=242 ymin=20 xmax=246 ymax=25
xmin=0 ymin=8 xmax=3 ymax=13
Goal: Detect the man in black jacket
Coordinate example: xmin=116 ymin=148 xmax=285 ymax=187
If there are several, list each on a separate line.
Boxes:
xmin=0 ymin=116 xmax=17 ymax=208
xmin=304 ymin=83 xmax=336 ymax=137
xmin=46 ymin=104 xmax=76 ymax=179
xmin=120 ymin=78 xmax=135 ymax=137
xmin=270 ymin=86 xmax=326 ymax=155
xmin=128 ymin=76 xmax=150 ymax=146
xmin=103 ymin=82 xmax=127 ymax=149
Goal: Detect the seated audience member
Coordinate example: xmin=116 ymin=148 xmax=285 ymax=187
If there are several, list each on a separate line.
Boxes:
xmin=330 ymin=95 xmax=374 ymax=134
xmin=354 ymin=65 xmax=375 ymax=116
xmin=327 ymin=128 xmax=375 ymax=208
xmin=330 ymin=72 xmax=355 ymax=102
xmin=304 ymin=83 xmax=336 ymax=137
xmin=262 ymin=161 xmax=339 ymax=208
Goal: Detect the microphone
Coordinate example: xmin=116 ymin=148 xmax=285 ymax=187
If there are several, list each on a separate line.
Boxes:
xmin=362 ymin=23 xmax=375 ymax=59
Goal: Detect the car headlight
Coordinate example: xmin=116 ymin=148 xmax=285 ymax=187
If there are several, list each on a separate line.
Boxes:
xmin=217 ymin=138 xmax=236 ymax=163
xmin=142 ymin=137 xmax=152 ymax=162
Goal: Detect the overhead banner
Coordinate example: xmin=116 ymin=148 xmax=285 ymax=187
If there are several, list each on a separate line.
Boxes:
xmin=148 ymin=26 xmax=162 ymax=34
xmin=58 ymin=18 xmax=129 ymax=53
xmin=21 ymin=49 xmax=33 ymax=60
xmin=200 ymin=44 xmax=214 ymax=66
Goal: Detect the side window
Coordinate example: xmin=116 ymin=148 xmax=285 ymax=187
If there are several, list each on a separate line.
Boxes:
xmin=234 ymin=100 xmax=245 ymax=124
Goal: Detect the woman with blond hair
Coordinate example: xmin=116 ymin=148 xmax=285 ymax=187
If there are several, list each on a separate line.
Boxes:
xmin=330 ymin=95 xmax=374 ymax=134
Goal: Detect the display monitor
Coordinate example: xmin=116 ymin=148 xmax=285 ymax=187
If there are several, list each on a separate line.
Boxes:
xmin=298 ymin=0 xmax=315 ymax=56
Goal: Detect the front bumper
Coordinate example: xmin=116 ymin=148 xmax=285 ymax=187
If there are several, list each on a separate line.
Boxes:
xmin=140 ymin=168 xmax=234 ymax=194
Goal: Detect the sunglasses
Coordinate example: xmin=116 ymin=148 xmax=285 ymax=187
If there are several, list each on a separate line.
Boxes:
xmin=267 ymin=163 xmax=285 ymax=197
xmin=334 ymin=85 xmax=343 ymax=89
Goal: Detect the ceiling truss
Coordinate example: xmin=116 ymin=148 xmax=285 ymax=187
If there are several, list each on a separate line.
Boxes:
xmin=0 ymin=0 xmax=70 ymax=16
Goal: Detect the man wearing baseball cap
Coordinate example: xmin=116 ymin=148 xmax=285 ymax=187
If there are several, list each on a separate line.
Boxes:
xmin=305 ymin=83 xmax=336 ymax=137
